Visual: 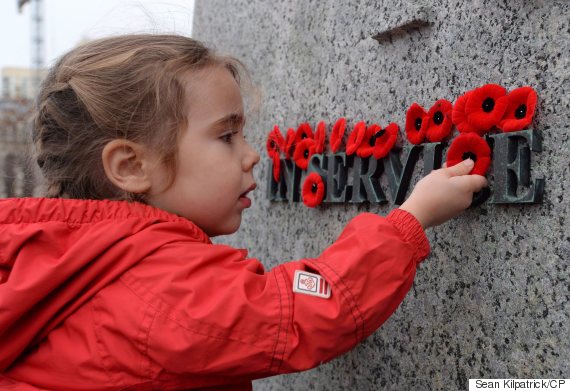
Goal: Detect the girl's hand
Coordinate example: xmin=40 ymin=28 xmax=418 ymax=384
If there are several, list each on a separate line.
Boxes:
xmin=399 ymin=159 xmax=488 ymax=229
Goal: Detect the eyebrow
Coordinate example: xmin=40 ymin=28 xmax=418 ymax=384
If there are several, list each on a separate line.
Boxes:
xmin=212 ymin=113 xmax=246 ymax=128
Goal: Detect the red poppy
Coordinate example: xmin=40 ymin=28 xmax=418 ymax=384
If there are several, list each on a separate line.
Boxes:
xmin=446 ymin=133 xmax=492 ymax=176
xmin=497 ymin=86 xmax=538 ymax=132
xmin=271 ymin=154 xmax=281 ymax=182
xmin=373 ymin=122 xmax=399 ymax=159
xmin=405 ymin=103 xmax=428 ymax=144
xmin=314 ymin=121 xmax=326 ymax=154
xmin=266 ymin=125 xmax=285 ymax=159
xmin=464 ymin=83 xmax=508 ymax=133
xmin=425 ymin=99 xmax=453 ymax=142
xmin=284 ymin=128 xmax=296 ymax=159
xmin=346 ymin=121 xmax=367 ymax=155
xmin=330 ymin=117 xmax=347 ymax=153
xmin=302 ymin=172 xmax=326 ymax=208
xmin=356 ymin=123 xmax=380 ymax=158
xmin=295 ymin=122 xmax=314 ymax=144
xmin=452 ymin=92 xmax=482 ymax=135
xmin=293 ymin=138 xmax=316 ymax=170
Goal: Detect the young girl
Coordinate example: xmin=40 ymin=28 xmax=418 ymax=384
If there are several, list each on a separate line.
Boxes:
xmin=0 ymin=35 xmax=486 ymax=390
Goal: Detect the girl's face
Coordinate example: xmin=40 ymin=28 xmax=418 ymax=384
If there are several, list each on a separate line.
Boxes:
xmin=145 ymin=65 xmax=260 ymax=237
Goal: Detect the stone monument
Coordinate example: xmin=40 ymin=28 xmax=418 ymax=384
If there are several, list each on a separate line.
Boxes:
xmin=193 ymin=1 xmax=569 ymax=389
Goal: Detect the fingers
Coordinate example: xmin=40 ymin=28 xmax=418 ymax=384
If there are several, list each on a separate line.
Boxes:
xmin=443 ymin=159 xmax=474 ymax=177
xmin=468 ymin=175 xmax=488 ymax=192
xmin=452 ymin=174 xmax=489 ymax=193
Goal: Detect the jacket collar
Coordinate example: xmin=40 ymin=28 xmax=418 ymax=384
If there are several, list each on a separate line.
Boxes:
xmin=0 ymin=197 xmax=211 ymax=243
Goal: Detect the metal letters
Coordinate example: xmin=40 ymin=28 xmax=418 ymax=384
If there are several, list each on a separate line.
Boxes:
xmin=487 ymin=128 xmax=544 ymax=204
xmin=267 ymin=129 xmax=544 ymax=205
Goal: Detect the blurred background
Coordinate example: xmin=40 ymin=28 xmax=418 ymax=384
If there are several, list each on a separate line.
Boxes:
xmin=0 ymin=0 xmax=194 ymax=198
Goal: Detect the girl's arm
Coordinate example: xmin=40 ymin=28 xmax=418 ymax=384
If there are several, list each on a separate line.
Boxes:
xmin=114 ymin=158 xmax=486 ymax=386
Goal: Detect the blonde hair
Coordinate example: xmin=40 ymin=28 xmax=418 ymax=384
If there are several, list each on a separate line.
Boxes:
xmin=33 ymin=34 xmax=252 ymax=202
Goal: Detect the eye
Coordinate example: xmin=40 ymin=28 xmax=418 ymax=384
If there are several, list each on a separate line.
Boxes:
xmin=220 ymin=130 xmax=238 ymax=144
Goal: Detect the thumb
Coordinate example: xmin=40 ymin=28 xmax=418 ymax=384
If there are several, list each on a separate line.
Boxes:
xmin=444 ymin=159 xmax=474 ymax=177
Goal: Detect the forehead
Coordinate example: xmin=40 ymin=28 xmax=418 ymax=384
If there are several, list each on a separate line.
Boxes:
xmin=180 ymin=65 xmax=244 ymax=123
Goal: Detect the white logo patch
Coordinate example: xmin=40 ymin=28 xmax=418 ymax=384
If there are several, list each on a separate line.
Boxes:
xmin=293 ymin=270 xmax=331 ymax=299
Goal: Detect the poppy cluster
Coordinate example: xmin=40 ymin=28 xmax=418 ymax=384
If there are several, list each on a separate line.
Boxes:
xmin=405 ymin=99 xmax=454 ymax=144
xmin=267 ymin=84 xmax=537 ymax=208
xmin=405 ymin=84 xmax=537 ymax=175
xmin=266 ymin=118 xmax=400 ymax=207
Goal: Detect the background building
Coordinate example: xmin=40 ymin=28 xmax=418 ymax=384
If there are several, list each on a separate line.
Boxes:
xmin=0 ymin=97 xmax=39 ymax=198
xmin=193 ymin=1 xmax=569 ymax=389
xmin=0 ymin=66 xmax=46 ymax=198
xmin=1 ymin=67 xmax=47 ymax=100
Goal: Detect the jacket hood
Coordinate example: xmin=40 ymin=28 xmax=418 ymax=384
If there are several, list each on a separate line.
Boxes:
xmin=0 ymin=197 xmax=209 ymax=371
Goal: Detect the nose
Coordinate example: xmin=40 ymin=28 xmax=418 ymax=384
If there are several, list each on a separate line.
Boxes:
xmin=243 ymin=141 xmax=261 ymax=171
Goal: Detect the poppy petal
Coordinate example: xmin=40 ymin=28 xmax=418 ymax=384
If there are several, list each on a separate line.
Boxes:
xmin=346 ymin=121 xmax=367 ymax=155
xmin=266 ymin=125 xmax=284 ymax=159
xmin=330 ymin=118 xmax=347 ymax=153
xmin=373 ymin=122 xmax=399 ymax=159
xmin=302 ymin=172 xmax=326 ymax=208
xmin=295 ymin=122 xmax=314 ymax=144
xmin=425 ymin=99 xmax=453 ymax=142
xmin=314 ymin=121 xmax=326 ymax=154
xmin=293 ymin=139 xmax=316 ymax=170
xmin=356 ymin=123 xmax=380 ymax=158
xmin=272 ymin=154 xmax=281 ymax=182
xmin=497 ymin=86 xmax=538 ymax=132
xmin=284 ymin=128 xmax=296 ymax=159
xmin=452 ymin=92 xmax=482 ymax=135
xmin=465 ymin=83 xmax=508 ymax=132
xmin=405 ymin=103 xmax=427 ymax=144
xmin=446 ymin=133 xmax=492 ymax=176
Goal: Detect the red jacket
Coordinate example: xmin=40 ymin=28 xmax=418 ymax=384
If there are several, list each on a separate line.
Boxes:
xmin=0 ymin=197 xmax=429 ymax=390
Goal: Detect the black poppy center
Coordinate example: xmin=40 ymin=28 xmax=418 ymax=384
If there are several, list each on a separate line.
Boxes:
xmin=270 ymin=140 xmax=275 ymax=149
xmin=368 ymin=129 xmax=386 ymax=146
xmin=515 ymin=104 xmax=527 ymax=119
xmin=303 ymin=149 xmax=309 ymax=159
xmin=301 ymin=134 xmax=307 ymax=139
xmin=311 ymin=183 xmax=318 ymax=193
xmin=462 ymin=152 xmax=477 ymax=163
xmin=433 ymin=111 xmax=444 ymax=125
xmin=414 ymin=118 xmax=422 ymax=131
xmin=482 ymin=97 xmax=495 ymax=113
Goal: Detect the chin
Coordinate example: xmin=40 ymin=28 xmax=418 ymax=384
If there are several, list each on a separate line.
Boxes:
xmin=205 ymin=220 xmax=241 ymax=237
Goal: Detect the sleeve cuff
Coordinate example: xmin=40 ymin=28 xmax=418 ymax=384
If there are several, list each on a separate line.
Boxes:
xmin=386 ymin=208 xmax=431 ymax=263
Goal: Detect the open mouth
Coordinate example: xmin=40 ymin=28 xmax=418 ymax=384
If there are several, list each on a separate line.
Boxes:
xmin=239 ymin=183 xmax=257 ymax=207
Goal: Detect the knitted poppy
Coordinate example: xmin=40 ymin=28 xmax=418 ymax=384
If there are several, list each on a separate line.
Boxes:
xmin=355 ymin=123 xmax=380 ymax=158
xmin=373 ymin=122 xmax=399 ymax=159
xmin=330 ymin=117 xmax=347 ymax=153
xmin=497 ymin=86 xmax=538 ymax=132
xmin=452 ymin=92 xmax=482 ymax=135
xmin=314 ymin=121 xmax=326 ymax=154
xmin=425 ymin=99 xmax=453 ymax=142
xmin=293 ymin=138 xmax=316 ymax=170
xmin=271 ymin=154 xmax=281 ymax=182
xmin=346 ymin=121 xmax=367 ymax=155
xmin=464 ymin=83 xmax=508 ymax=132
xmin=284 ymin=128 xmax=296 ymax=159
xmin=266 ymin=125 xmax=285 ymax=159
xmin=446 ymin=133 xmax=492 ymax=176
xmin=295 ymin=122 xmax=314 ymax=144
xmin=405 ymin=103 xmax=428 ymax=144
xmin=302 ymin=172 xmax=326 ymax=208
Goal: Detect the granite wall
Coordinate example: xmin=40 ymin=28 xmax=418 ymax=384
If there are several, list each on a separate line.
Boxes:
xmin=192 ymin=1 xmax=569 ymax=389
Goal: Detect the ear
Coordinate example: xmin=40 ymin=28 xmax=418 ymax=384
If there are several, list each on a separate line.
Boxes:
xmin=101 ymin=139 xmax=156 ymax=194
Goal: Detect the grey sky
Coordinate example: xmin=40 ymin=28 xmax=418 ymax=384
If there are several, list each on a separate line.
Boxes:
xmin=0 ymin=0 xmax=195 ymax=69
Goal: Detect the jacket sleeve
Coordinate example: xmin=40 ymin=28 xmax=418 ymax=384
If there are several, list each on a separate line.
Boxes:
xmin=119 ymin=208 xmax=430 ymax=384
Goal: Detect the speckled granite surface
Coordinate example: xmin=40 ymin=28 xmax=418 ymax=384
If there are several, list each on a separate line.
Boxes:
xmin=192 ymin=0 xmax=569 ymax=389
